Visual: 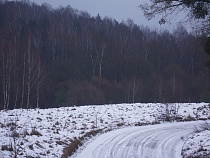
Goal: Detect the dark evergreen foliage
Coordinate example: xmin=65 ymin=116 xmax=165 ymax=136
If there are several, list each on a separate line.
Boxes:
xmin=140 ymin=0 xmax=210 ymax=34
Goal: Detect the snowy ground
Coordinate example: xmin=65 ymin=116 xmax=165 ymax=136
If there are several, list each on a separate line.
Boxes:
xmin=0 ymin=103 xmax=209 ymax=158
xmin=182 ymin=122 xmax=210 ymax=158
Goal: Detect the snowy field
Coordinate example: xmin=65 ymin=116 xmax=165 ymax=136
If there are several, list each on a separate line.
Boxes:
xmin=0 ymin=103 xmax=210 ymax=158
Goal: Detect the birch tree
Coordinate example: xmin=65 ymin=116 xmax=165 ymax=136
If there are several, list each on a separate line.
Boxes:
xmin=0 ymin=33 xmax=16 ymax=109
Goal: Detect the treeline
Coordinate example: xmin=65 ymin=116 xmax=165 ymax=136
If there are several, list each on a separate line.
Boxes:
xmin=0 ymin=1 xmax=209 ymax=109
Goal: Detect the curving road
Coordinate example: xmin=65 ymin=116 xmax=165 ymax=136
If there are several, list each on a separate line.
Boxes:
xmin=75 ymin=121 xmax=208 ymax=158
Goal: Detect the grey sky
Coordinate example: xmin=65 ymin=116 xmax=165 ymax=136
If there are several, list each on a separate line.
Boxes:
xmin=30 ymin=0 xmax=182 ymax=31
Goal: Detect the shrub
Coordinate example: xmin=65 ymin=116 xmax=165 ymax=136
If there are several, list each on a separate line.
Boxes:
xmin=184 ymin=115 xmax=196 ymax=121
xmin=11 ymin=131 xmax=20 ymax=138
xmin=200 ymin=122 xmax=210 ymax=131
xmin=28 ymin=144 xmax=33 ymax=150
xmin=30 ymin=128 xmax=42 ymax=136
xmin=117 ymin=123 xmax=124 ymax=127
xmin=56 ymin=141 xmax=67 ymax=146
xmin=194 ymin=122 xmax=210 ymax=133
xmin=81 ymin=129 xmax=102 ymax=140
xmin=1 ymin=145 xmax=13 ymax=151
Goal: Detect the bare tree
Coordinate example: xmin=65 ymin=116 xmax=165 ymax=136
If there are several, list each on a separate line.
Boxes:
xmin=95 ymin=42 xmax=107 ymax=79
xmin=0 ymin=33 xmax=17 ymax=109
xmin=131 ymin=76 xmax=138 ymax=103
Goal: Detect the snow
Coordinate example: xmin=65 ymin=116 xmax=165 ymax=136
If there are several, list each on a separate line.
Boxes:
xmin=182 ymin=128 xmax=210 ymax=158
xmin=0 ymin=103 xmax=209 ymax=157
xmin=73 ymin=121 xmax=210 ymax=158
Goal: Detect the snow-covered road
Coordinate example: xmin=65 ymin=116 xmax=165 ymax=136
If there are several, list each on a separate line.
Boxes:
xmin=75 ymin=121 xmax=208 ymax=158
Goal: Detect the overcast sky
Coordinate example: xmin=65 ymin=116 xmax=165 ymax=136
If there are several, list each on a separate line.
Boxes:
xmin=30 ymin=0 xmax=183 ymax=31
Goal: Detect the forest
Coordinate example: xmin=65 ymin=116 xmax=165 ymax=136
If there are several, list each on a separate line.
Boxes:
xmin=0 ymin=0 xmax=209 ymax=109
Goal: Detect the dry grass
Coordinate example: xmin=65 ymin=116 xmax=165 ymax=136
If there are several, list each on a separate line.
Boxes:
xmin=61 ymin=129 xmax=103 ymax=158
xmin=61 ymin=138 xmax=83 ymax=158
